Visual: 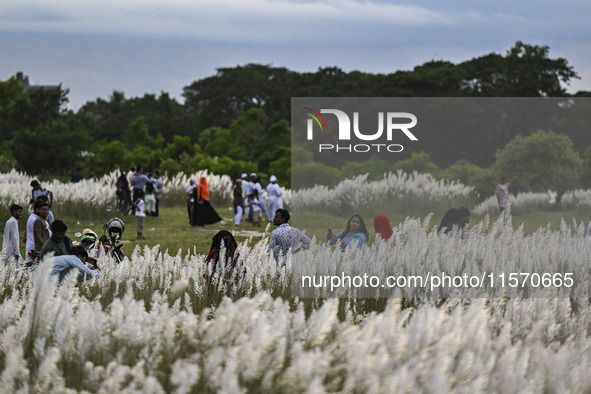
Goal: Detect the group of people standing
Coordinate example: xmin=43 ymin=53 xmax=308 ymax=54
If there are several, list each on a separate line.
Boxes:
xmin=115 ymin=167 xmax=164 ymax=239
xmin=116 ymin=167 xmax=164 ymax=218
xmin=232 ymin=173 xmax=283 ymax=227
xmin=2 ymin=181 xmax=80 ymax=268
xmin=185 ymin=172 xmax=284 ymax=228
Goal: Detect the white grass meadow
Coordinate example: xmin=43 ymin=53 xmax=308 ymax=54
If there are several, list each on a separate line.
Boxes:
xmin=3 ymin=170 xmax=591 ymax=391
xmin=0 ymin=170 xmax=291 ymax=219
xmin=291 ymin=171 xmax=476 ymax=217
xmin=474 ymin=188 xmax=591 ymax=216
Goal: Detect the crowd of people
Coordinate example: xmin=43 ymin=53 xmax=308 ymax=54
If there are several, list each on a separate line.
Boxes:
xmin=1 ymin=191 xmax=100 ymax=286
xmin=117 ymin=166 xmax=164 ymax=219
xmin=2 ymin=172 xmax=552 ymax=286
xmin=186 ymin=172 xmax=285 ymax=229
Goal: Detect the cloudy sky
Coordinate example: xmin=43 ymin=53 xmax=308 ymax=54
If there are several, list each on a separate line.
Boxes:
xmin=2 ymin=0 xmax=590 ymax=111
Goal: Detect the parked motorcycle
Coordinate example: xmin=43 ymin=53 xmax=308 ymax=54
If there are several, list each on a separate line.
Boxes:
xmin=74 ymin=218 xmax=126 ymax=264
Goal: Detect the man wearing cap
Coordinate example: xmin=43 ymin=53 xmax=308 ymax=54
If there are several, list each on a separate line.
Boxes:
xmin=266 ymin=175 xmax=283 ymax=221
xmin=40 ymin=219 xmax=74 ymax=260
xmin=50 ymin=245 xmax=100 ymax=286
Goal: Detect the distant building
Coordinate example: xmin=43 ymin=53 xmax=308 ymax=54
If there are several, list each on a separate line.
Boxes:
xmin=14 ymin=72 xmax=59 ymax=92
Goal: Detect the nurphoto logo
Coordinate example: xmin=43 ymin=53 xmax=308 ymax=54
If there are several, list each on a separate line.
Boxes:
xmin=303 ymin=107 xmax=418 ymax=153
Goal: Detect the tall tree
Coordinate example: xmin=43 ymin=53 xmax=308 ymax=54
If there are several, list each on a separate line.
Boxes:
xmin=460 ymin=41 xmax=578 ymax=96
xmin=492 ymin=130 xmax=582 ymax=204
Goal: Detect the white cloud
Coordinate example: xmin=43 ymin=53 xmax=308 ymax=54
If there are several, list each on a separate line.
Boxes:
xmin=1 ymin=0 xmax=453 ymax=41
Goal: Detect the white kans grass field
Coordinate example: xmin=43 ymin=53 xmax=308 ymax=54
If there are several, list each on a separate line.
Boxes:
xmin=291 ymin=171 xmax=476 ymax=217
xmin=2 ymin=170 xmax=591 ymax=391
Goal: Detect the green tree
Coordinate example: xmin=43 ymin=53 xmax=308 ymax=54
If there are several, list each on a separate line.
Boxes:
xmin=163 ymin=135 xmax=199 ymax=160
xmin=461 ymin=41 xmax=578 ymax=96
xmin=393 ymin=152 xmax=442 ymax=177
xmin=11 ymin=115 xmax=90 ymax=174
xmin=123 ymin=116 xmax=164 ymax=150
xmin=492 ymin=130 xmax=582 ymax=204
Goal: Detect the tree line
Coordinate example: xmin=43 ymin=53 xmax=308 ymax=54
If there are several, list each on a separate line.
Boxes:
xmin=0 ymin=41 xmax=590 ymax=197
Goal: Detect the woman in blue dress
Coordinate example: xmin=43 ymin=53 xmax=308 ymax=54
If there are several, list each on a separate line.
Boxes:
xmin=327 ymin=213 xmax=369 ymax=251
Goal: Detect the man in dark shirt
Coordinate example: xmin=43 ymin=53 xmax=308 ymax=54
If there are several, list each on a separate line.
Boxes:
xmin=40 ymin=219 xmax=74 ymax=260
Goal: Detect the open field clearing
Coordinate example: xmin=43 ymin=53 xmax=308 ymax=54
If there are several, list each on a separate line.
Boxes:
xmin=2 ymin=171 xmax=591 ymax=391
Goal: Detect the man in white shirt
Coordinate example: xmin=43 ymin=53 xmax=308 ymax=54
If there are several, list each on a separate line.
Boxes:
xmin=2 ymin=204 xmax=23 ymax=266
xmin=24 ymin=200 xmax=41 ymax=265
xmin=266 ymin=175 xmax=283 ymax=221
xmin=268 ymin=209 xmax=311 ymax=265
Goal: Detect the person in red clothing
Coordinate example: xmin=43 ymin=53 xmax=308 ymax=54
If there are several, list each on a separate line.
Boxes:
xmin=367 ymin=214 xmax=395 ymax=246
xmin=191 ymin=177 xmax=222 ymax=226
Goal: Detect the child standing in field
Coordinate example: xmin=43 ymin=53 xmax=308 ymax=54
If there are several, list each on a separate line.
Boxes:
xmin=133 ymin=190 xmax=146 ymax=240
xmin=245 ymin=192 xmax=262 ymax=227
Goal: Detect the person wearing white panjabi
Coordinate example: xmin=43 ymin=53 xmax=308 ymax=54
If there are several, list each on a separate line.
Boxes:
xmin=254 ymin=176 xmax=269 ymax=221
xmin=240 ymin=173 xmax=249 ymax=223
xmin=266 ymin=175 xmax=283 ymax=221
xmin=2 ymin=204 xmax=23 ymax=267
xmin=246 ymin=173 xmax=257 ymax=222
xmin=24 ymin=200 xmax=41 ymax=264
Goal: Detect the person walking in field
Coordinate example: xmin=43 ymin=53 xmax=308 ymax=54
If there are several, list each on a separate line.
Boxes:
xmin=233 ymin=179 xmax=244 ymax=226
xmin=29 ymin=180 xmax=53 ymax=209
xmin=496 ymin=177 xmax=510 ymax=213
xmin=191 ymin=177 xmax=222 ymax=226
xmin=268 ymin=209 xmax=311 ymax=265
xmin=245 ymin=192 xmax=262 ymax=227
xmin=2 ymin=204 xmax=23 ymax=267
xmin=187 ymin=178 xmax=197 ymax=225
xmin=130 ymin=166 xmax=151 ymax=203
xmin=116 ymin=173 xmax=132 ymax=214
xmin=133 ymin=190 xmax=147 ymax=240
xmin=254 ymin=176 xmax=269 ymax=221
xmin=266 ymin=175 xmax=283 ymax=222
xmin=245 ymin=173 xmax=257 ymax=223
xmin=24 ymin=200 xmax=41 ymax=265
xmin=153 ymin=171 xmax=164 ymax=217
xmin=144 ymin=174 xmax=157 ymax=216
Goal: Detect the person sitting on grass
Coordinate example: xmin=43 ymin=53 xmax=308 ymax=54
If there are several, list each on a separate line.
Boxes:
xmin=327 ymin=213 xmax=369 ymax=251
xmin=50 ymin=245 xmax=100 ymax=286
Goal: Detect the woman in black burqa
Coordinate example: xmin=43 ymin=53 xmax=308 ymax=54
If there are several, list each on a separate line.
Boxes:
xmin=203 ymin=230 xmax=244 ymax=282
xmin=116 ymin=173 xmax=132 ymax=214
xmin=191 ymin=177 xmax=222 ymax=226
